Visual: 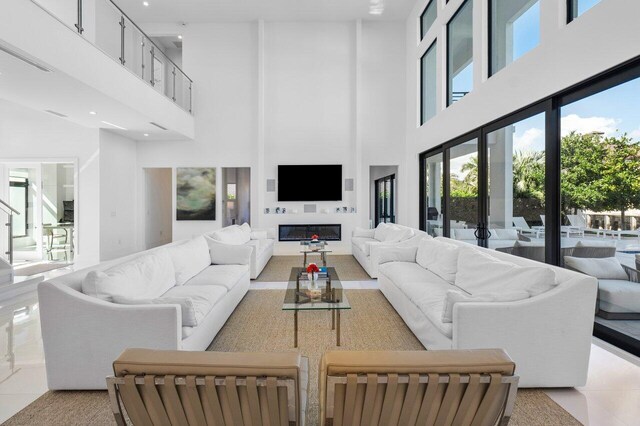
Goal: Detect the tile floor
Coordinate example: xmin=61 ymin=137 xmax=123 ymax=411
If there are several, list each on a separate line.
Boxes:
xmin=0 ymin=280 xmax=639 ymax=424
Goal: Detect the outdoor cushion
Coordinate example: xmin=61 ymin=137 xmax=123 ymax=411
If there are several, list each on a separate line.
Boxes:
xmin=185 ymin=264 xmax=248 ymax=290
xmin=564 ymin=256 xmax=628 ymax=280
xmin=492 ymin=228 xmax=519 ymax=240
xmin=598 ymin=279 xmax=640 ymax=313
xmin=452 ymin=228 xmax=476 ymax=241
xmin=455 ymin=247 xmax=556 ymax=296
xmin=82 ymin=249 xmax=175 ymax=301
xmin=167 ymin=236 xmax=212 ymax=285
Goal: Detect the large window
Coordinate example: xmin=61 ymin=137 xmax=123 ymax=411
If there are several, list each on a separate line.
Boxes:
xmin=568 ymin=0 xmax=601 ymax=22
xmin=420 ymin=42 xmax=437 ymax=124
xmin=423 ymin=152 xmax=444 ymax=237
xmin=420 ymin=1 xmax=437 ymax=40
xmin=490 ymin=0 xmax=540 ymax=76
xmin=447 ymin=0 xmax=473 ymax=105
xmin=449 ymin=139 xmax=479 ymax=240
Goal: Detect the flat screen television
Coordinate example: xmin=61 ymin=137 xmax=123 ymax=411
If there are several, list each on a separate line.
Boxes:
xmin=278 ymin=164 xmax=342 ymax=201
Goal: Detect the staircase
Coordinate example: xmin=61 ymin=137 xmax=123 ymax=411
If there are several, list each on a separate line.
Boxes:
xmin=0 ymin=198 xmax=18 ymax=284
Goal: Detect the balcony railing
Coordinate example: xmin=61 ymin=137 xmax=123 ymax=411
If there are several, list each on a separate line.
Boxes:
xmin=31 ymin=0 xmax=193 ymax=114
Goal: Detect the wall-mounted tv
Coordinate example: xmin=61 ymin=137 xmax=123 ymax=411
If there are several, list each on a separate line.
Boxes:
xmin=278 ymin=164 xmax=342 ymax=201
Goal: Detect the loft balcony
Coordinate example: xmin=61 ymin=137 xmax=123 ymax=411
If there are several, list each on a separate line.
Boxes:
xmin=0 ymin=0 xmax=194 ymax=140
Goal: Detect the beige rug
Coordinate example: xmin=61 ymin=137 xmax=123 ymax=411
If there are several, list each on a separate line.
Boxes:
xmin=3 ymin=290 xmax=581 ymax=426
xmin=255 ymin=255 xmax=371 ymax=282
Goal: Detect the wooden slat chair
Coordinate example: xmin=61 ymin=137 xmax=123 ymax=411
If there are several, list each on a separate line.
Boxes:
xmin=108 ymin=348 xmax=309 ymax=425
xmin=319 ymin=349 xmax=518 ymax=426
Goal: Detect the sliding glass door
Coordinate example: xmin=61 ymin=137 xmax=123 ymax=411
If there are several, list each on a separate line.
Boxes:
xmin=448 ymin=139 xmax=480 ymax=244
xmin=375 ymin=174 xmax=396 ymax=226
xmin=422 ymin=152 xmax=444 ymax=237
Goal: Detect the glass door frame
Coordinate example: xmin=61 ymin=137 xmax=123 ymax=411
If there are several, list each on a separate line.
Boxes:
xmin=374 ymin=173 xmax=396 ymax=226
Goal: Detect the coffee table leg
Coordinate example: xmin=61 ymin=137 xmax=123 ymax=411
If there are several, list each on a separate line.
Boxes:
xmin=303 ymin=252 xmax=307 ymax=267
xmin=294 ymin=311 xmax=298 ymax=348
xmin=331 ymin=309 xmax=335 ymax=330
xmin=337 ymin=310 xmax=341 ymax=346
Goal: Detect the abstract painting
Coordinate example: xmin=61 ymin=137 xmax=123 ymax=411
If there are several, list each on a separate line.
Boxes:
xmin=176 ymin=168 xmax=216 ymax=220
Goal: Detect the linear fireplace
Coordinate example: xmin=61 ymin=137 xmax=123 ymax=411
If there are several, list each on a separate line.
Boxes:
xmin=278 ymin=224 xmax=342 ymax=242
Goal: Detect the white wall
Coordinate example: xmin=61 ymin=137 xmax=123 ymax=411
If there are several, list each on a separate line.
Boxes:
xmin=0 ymin=100 xmax=101 ymax=264
xmin=99 ymin=129 xmax=138 ymax=260
xmin=404 ymin=0 xmax=640 ymax=227
xmin=136 ymin=20 xmax=407 ymax=253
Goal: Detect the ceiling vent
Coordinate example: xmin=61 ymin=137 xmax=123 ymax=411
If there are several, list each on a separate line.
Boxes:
xmin=150 ymin=122 xmax=168 ymax=130
xmin=0 ymin=44 xmax=52 ymax=73
xmin=45 ymin=110 xmax=68 ymax=118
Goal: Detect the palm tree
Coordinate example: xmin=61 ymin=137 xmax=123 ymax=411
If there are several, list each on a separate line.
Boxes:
xmin=513 ymin=151 xmax=545 ymax=199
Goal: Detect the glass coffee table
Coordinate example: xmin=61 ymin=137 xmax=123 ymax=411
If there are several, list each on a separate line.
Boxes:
xmin=282 ymin=267 xmax=350 ymax=347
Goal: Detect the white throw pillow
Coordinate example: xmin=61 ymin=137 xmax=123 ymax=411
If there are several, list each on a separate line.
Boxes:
xmin=209 ymin=225 xmax=251 ymax=245
xmin=452 ymin=229 xmax=477 ymax=241
xmin=167 ymin=236 xmax=212 ymax=285
xmin=206 ymin=237 xmax=252 ymax=265
xmin=441 ymin=290 xmax=530 ymax=323
xmin=492 ymin=228 xmax=519 ymax=241
xmin=374 ymin=223 xmax=391 ymax=242
xmin=239 ymin=222 xmax=252 ymax=238
xmin=415 ymin=238 xmax=460 ymax=283
xmin=455 ymin=247 xmax=556 ymax=296
xmin=353 ymin=227 xmax=376 ymax=238
xmin=250 ymin=230 xmax=268 ymax=240
xmin=564 ymin=256 xmax=628 ymax=280
xmin=81 ymin=249 xmax=175 ymax=302
xmin=575 ymin=240 xmax=616 ymax=248
xmin=384 ymin=226 xmax=414 ymax=242
xmin=112 ymin=295 xmax=202 ymax=327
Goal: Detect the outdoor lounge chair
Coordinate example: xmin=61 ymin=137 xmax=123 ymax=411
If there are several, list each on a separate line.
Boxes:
xmin=512 ymin=216 xmax=544 ymax=238
xmin=319 ymin=349 xmax=518 ymax=426
xmin=107 ymin=349 xmax=309 ymax=425
xmin=566 ymin=214 xmax=606 ymax=237
xmin=602 ymin=227 xmax=640 ymax=241
xmin=540 ymin=215 xmax=584 ymax=238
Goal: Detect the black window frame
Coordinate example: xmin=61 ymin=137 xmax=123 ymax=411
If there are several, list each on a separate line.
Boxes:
xmin=418 ymin=54 xmax=640 ymax=357
xmin=374 ymin=174 xmax=396 ymax=226
xmin=446 ymin=0 xmax=473 ymax=107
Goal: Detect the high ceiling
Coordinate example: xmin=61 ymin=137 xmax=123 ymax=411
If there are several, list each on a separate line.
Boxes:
xmin=116 ymin=0 xmax=415 ymax=23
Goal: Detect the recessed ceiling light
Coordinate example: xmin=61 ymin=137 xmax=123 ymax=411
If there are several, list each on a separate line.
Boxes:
xmin=178 ymin=35 xmax=183 ymax=40
xmin=89 ymin=111 xmax=97 ymax=115
xmin=143 ymin=1 xmax=149 ymax=6
xmin=143 ymin=133 xmax=149 ymax=137
xmin=101 ymin=120 xmax=127 ymax=130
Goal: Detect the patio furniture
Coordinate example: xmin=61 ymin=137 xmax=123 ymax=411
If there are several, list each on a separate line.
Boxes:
xmin=108 ymin=348 xmax=309 ymax=426
xmin=319 ymin=349 xmax=518 ymax=426
xmin=512 ymin=216 xmax=544 ymax=238
xmin=602 ymin=227 xmax=640 ymax=241
xmin=566 ymin=214 xmax=606 ymax=237
xmin=540 ymin=215 xmax=584 ymax=238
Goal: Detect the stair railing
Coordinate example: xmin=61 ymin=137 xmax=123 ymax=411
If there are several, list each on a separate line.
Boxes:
xmin=0 ymin=199 xmax=19 ymax=265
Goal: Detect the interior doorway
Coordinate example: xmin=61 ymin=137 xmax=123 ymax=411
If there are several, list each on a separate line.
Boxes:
xmin=370 ymin=166 xmax=398 ymax=228
xmin=144 ymin=168 xmax=173 ymax=250
xmin=221 ymin=168 xmax=251 ymax=227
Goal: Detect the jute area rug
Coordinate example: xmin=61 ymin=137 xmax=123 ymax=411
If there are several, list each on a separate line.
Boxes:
xmin=3 ymin=290 xmax=581 ymax=425
xmin=254 ymin=255 xmax=371 ymax=282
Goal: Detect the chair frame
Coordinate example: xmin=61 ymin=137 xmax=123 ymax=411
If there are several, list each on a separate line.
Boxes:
xmin=325 ymin=373 xmax=519 ymax=426
xmin=107 ymin=375 xmax=298 ymax=426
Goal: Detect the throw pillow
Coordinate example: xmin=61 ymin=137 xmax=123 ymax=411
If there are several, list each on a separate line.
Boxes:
xmin=441 ymin=290 xmax=530 ymax=323
xmin=206 ymin=237 xmax=252 ymax=265
xmin=455 ymin=247 xmax=556 ymax=296
xmin=373 ymin=223 xmax=391 ymax=242
xmin=250 ymin=230 xmax=268 ymax=240
xmin=493 ymin=228 xmax=519 ymax=241
xmin=166 ymin=236 xmax=212 ymax=285
xmin=415 ymin=238 xmax=459 ymax=283
xmin=353 ymin=227 xmax=376 ymax=238
xmin=564 ymin=256 xmax=628 ymax=280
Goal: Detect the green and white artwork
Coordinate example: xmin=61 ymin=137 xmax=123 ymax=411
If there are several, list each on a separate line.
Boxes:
xmin=176 ymin=168 xmax=216 ymax=221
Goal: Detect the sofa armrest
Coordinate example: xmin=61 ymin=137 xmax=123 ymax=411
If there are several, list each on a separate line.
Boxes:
xmin=622 ymin=264 xmax=640 ymax=283
xmin=38 ymin=281 xmax=181 ymax=389
xmin=452 ymin=276 xmax=597 ymax=387
xmin=377 ymin=246 xmax=418 ymax=265
xmin=206 ymin=238 xmax=253 ymax=265
xmin=353 ymin=227 xmax=376 ymax=238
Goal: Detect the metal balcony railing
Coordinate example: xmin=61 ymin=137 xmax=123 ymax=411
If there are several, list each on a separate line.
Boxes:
xmin=31 ymin=0 xmax=193 ymax=114
xmin=0 ymin=198 xmax=20 ymax=265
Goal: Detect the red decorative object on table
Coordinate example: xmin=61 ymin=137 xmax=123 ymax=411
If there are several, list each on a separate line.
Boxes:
xmin=311 ymin=234 xmax=319 ymax=241
xmin=306 ymin=263 xmax=320 ymax=273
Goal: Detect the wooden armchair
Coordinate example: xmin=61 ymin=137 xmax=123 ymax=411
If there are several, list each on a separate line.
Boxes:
xmin=108 ymin=348 xmax=309 ymax=425
xmin=319 ymin=349 xmax=518 ymax=426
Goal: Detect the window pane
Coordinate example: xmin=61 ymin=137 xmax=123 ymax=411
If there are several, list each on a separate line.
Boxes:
xmin=447 ymin=0 xmax=473 ymax=105
xmin=561 ymin=77 xmax=640 ymax=349
xmin=449 ymin=140 xmax=479 ymax=242
xmin=420 ymin=42 xmax=437 ymax=124
xmin=420 ymin=0 xmax=437 ymax=40
xmin=424 ymin=153 xmax=444 ymax=237
xmin=568 ymin=0 xmax=601 ymax=21
xmin=490 ymin=0 xmax=540 ymax=76
xmin=487 ymin=113 xmax=546 ymax=256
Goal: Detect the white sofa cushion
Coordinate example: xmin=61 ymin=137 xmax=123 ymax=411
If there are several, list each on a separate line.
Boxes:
xmin=163 ymin=285 xmax=227 ymax=323
xmin=598 ymin=279 xmax=640 ymax=313
xmin=564 ymin=256 xmax=628 ymax=280
xmin=112 ymin=296 xmax=199 ymax=327
xmin=209 ymin=225 xmax=251 ymax=245
xmin=353 ymin=227 xmax=376 ymax=238
xmin=352 ymin=237 xmax=377 ymax=255
xmin=441 ymin=290 xmax=530 ymax=323
xmin=455 ymin=247 xmax=556 ymax=296
xmin=492 ymin=228 xmax=519 ymax=241
xmin=379 ymin=262 xmax=441 ymax=289
xmin=377 ymin=246 xmax=418 ymax=265
xmin=240 ymin=222 xmax=251 ymax=234
xmin=81 ymin=249 xmax=175 ymax=302
xmin=384 ymin=226 xmax=414 ymax=243
xmin=373 ymin=223 xmax=391 ymax=242
xmin=167 ymin=236 xmax=212 ymax=285
xmin=416 ymin=238 xmax=459 ymax=284
xmin=250 ymin=230 xmax=268 ymax=240
xmin=206 ymin=237 xmax=252 ymax=265
xmin=185 ymin=265 xmax=248 ymax=291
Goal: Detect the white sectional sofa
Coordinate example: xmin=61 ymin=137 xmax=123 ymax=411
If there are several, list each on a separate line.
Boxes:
xmin=38 ymin=235 xmax=251 ymax=390
xmin=351 ymin=223 xmax=428 ymax=278
xmin=208 ymin=223 xmax=276 ymax=279
xmin=377 ymin=236 xmax=597 ymax=387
